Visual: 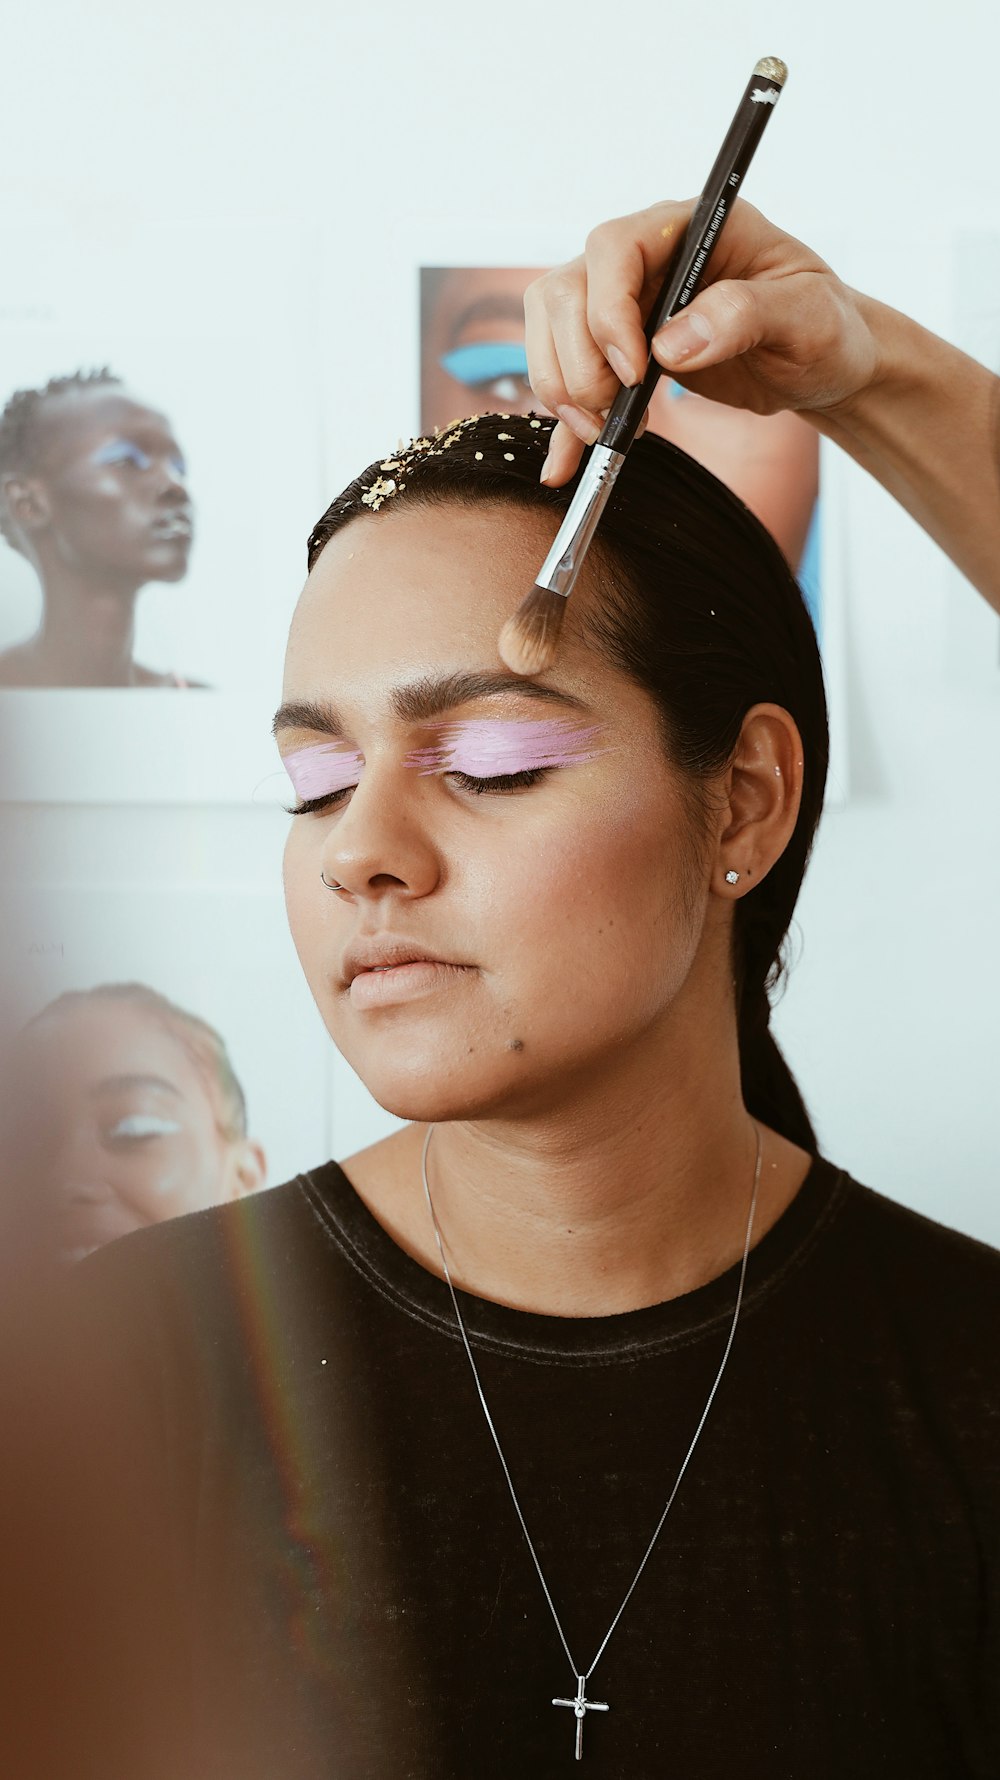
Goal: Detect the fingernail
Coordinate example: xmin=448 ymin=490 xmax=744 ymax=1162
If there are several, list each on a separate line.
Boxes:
xmin=555 ymin=403 xmax=601 ymax=445
xmin=606 ymin=344 xmax=638 ymax=387
xmin=653 ymin=310 xmax=713 ymax=367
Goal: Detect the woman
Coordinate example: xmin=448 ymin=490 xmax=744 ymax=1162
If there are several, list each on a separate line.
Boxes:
xmin=0 ymin=369 xmax=200 ymax=688
xmin=7 ymin=982 xmax=266 ymax=1271
xmin=18 ymin=203 xmax=1000 ymax=1779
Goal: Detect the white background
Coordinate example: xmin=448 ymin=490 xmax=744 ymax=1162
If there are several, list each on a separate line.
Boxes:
xmin=1 ymin=0 xmax=998 ymax=1240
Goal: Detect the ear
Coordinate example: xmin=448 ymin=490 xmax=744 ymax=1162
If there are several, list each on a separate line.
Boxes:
xmin=223 ymin=1139 xmax=268 ymax=1199
xmin=1 ymin=473 xmax=52 ymax=537
xmin=713 ymin=702 xmax=803 ymax=898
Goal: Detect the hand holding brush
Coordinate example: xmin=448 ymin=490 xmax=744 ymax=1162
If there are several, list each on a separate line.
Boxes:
xmin=498 ymin=55 xmax=788 ymax=678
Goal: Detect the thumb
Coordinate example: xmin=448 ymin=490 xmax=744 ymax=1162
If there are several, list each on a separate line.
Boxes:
xmin=650 ymin=278 xmax=769 ymax=373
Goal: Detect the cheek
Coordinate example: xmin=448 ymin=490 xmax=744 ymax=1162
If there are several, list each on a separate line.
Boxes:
xmin=283 ymin=826 xmax=330 ymax=984
xmin=472 ymin=789 xmax=702 ymax=997
xmin=283 ymin=823 xmax=311 ymax=935
xmin=57 ymin=482 xmax=138 ymax=556
xmin=64 ymin=470 xmax=129 ymax=514
xmin=113 ymin=1131 xmax=217 ymax=1219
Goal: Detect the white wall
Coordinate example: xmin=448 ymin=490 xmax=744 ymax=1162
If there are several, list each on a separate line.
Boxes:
xmin=2 ymin=0 xmax=998 ymax=1237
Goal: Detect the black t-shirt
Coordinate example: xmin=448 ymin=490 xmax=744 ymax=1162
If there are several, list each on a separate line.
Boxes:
xmin=22 ymin=1155 xmax=1000 ymax=1778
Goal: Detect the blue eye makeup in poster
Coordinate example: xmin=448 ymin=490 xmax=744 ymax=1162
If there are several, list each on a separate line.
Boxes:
xmin=440 ymin=342 xmax=529 ymax=391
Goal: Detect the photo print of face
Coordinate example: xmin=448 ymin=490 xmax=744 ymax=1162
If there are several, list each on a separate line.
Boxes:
xmin=8 ymin=982 xmax=267 ymax=1267
xmin=0 ymin=369 xmax=202 ymax=688
xmin=419 ymin=267 xmax=544 ymax=434
xmin=418 ymin=265 xmax=820 ymax=626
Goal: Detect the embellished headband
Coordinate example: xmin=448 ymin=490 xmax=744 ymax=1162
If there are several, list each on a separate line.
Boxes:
xmin=359 ymin=412 xmax=551 ymax=511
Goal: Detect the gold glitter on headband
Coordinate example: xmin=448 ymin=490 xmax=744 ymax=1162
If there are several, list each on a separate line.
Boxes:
xmin=355 ymin=412 xmax=552 ymax=511
xmin=360 ymin=476 xmax=397 ymax=511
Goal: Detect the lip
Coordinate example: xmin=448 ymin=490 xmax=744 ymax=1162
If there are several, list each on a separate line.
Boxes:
xmin=349 ymin=959 xmax=473 ymax=1010
xmin=342 ymin=935 xmax=475 ymax=1009
xmin=150 ymin=513 xmax=193 ymax=541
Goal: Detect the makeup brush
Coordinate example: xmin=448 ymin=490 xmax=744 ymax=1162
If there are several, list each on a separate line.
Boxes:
xmin=498 ymin=55 xmax=788 ymax=678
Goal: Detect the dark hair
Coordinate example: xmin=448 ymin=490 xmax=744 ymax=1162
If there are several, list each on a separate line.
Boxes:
xmin=26 ymin=981 xmax=249 ymax=1141
xmin=0 ymin=367 xmax=122 ymax=551
xmin=307 ymin=412 xmax=829 ymax=1152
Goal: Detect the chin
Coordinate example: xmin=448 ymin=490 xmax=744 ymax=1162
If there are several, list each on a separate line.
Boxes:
xmin=141 ymin=545 xmax=192 ymax=583
xmin=342 ymin=1046 xmax=528 ymax=1127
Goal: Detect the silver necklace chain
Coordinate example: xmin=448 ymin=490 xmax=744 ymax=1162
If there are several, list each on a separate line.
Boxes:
xmin=421 ymin=1122 xmax=762 ymax=1759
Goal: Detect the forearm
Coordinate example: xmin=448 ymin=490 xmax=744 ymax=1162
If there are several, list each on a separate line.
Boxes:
xmin=810 ymin=295 xmax=1000 ymax=614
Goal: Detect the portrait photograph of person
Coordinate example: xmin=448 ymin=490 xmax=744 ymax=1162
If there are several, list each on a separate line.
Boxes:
xmin=0 ymin=367 xmax=199 ymax=689
xmin=4 ymin=882 xmax=330 ymax=1282
xmin=7 ymin=980 xmax=267 ymax=1270
xmin=0 ymin=217 xmax=321 ymax=714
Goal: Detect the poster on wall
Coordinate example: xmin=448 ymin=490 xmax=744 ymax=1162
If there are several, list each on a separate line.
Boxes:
xmin=0 ymin=222 xmax=323 ymax=804
xmin=5 ymin=884 xmax=331 ymax=1268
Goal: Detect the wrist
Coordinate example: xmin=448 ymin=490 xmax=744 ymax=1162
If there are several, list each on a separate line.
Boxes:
xmin=801 ymin=289 xmax=898 ymax=436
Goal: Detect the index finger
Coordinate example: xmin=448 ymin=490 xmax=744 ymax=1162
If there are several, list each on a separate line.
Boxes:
xmin=583 ymin=199 xmax=697 ymax=385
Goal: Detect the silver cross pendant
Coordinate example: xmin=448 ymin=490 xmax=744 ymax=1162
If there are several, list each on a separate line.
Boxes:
xmin=552 ymin=1674 xmax=610 ymax=1760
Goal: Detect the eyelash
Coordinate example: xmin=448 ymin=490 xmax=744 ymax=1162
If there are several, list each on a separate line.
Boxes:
xmin=284 ymin=767 xmax=548 ymax=816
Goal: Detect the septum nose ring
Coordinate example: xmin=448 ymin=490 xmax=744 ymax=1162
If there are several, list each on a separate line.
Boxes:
xmin=320 ymin=870 xmax=346 ymax=893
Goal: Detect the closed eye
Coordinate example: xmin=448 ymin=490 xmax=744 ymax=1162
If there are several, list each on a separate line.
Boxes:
xmin=284 ymin=768 xmax=548 ymax=815
xmin=284 ymin=787 xmax=356 ymax=816
xmin=449 ymin=768 xmax=548 ymax=795
xmin=104 ymin=1112 xmax=183 ymax=1145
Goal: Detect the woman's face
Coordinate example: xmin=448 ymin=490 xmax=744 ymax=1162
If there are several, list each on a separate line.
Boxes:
xmin=22 ymin=385 xmax=193 ymax=586
xmin=279 ymin=500 xmax=723 ymax=1124
xmin=420 ymin=268 xmax=542 ymax=433
xmin=16 ymin=1001 xmax=250 ymax=1263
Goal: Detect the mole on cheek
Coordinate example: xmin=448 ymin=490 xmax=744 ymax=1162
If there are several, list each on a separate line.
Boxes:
xmin=506 ymin=1038 xmax=525 ymax=1053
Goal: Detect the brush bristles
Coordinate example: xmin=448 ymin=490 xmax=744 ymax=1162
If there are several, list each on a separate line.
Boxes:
xmin=498 ymin=584 xmax=568 ymax=676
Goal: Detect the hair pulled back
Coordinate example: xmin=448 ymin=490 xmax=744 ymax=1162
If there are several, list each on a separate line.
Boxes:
xmin=308 ymin=413 xmax=829 ymax=1152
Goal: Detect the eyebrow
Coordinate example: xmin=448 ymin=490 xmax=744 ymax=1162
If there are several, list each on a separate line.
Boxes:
xmin=90 ymin=1073 xmax=182 ymax=1099
xmin=449 ymin=293 xmax=527 ymax=336
xmin=272 ymin=672 xmax=590 ymax=739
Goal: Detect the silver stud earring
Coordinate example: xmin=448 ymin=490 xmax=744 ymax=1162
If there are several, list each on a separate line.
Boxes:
xmin=725 ymin=869 xmax=740 ymax=886
xmin=320 ymin=870 xmax=345 ymax=892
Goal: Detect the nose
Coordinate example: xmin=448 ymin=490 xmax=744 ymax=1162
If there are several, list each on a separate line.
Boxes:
xmin=155 ymin=457 xmax=190 ymax=504
xmin=50 ymin=1152 xmax=116 ymax=1208
xmin=319 ymin=771 xmax=441 ymax=905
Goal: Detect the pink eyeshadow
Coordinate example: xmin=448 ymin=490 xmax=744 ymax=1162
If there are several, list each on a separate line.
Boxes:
xmin=407 ymin=717 xmax=608 ymax=777
xmin=282 ymin=741 xmax=363 ymax=800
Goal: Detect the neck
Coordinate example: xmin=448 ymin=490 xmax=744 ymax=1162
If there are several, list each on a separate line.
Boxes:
xmin=30 ymin=566 xmax=141 ymax=687
xmin=350 ymin=1015 xmax=811 ymax=1318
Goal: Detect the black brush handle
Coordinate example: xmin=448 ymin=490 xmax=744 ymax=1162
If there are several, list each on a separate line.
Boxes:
xmin=600 ymin=60 xmax=786 ymax=456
